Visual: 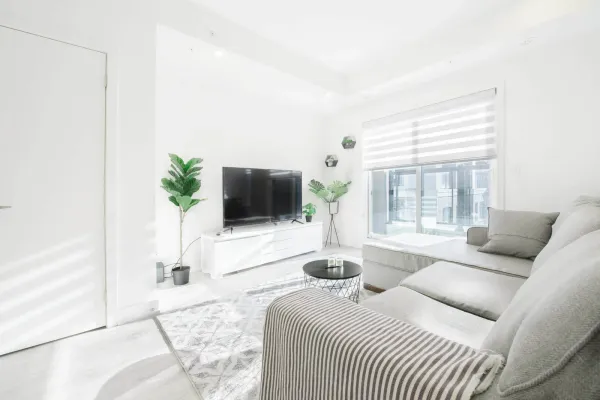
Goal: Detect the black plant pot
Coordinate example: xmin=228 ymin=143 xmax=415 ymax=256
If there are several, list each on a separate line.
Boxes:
xmin=172 ymin=266 xmax=190 ymax=286
xmin=305 ymin=215 xmax=313 ymax=223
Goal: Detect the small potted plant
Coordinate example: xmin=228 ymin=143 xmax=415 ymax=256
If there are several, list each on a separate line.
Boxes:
xmin=341 ymin=135 xmax=357 ymax=149
xmin=161 ymin=154 xmax=207 ymax=285
xmin=302 ymin=203 xmax=317 ymax=222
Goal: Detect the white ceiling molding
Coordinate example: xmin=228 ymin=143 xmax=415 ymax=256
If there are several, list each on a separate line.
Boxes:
xmin=348 ymin=0 xmax=598 ymax=94
xmin=158 ymin=0 xmax=600 ymax=111
xmin=157 ymin=0 xmax=349 ymax=95
xmin=342 ymin=1 xmax=600 ymax=106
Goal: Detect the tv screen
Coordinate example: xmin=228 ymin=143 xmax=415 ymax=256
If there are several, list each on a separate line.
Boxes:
xmin=222 ymin=167 xmax=302 ymax=227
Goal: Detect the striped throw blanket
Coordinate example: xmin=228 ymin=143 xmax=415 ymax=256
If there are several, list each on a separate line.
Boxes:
xmin=260 ymin=289 xmax=503 ymax=400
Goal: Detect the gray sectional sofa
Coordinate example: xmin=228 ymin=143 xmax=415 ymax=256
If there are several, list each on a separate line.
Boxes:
xmin=360 ymin=197 xmax=600 ymax=399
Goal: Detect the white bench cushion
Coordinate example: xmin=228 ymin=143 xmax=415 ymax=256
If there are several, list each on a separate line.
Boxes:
xmin=363 ymin=233 xmax=533 ymax=278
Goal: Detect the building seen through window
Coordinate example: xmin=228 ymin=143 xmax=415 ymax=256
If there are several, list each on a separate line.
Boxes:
xmin=370 ymin=160 xmax=491 ymax=238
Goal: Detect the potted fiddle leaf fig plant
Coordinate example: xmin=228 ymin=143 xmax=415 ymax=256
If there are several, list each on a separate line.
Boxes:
xmin=161 ymin=153 xmax=207 ymax=285
xmin=302 ymin=203 xmax=317 ymax=222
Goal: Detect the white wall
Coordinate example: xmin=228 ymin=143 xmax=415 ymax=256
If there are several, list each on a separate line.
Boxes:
xmin=0 ymin=0 xmax=158 ymax=325
xmin=324 ymin=28 xmax=600 ymax=248
xmin=155 ymin=26 xmax=327 ymax=271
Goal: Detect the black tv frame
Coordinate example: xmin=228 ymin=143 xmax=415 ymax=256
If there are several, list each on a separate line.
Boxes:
xmin=222 ymin=167 xmax=303 ymax=229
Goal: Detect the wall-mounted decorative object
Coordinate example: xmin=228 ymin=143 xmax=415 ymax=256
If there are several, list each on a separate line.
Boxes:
xmin=341 ymin=135 xmax=356 ymax=149
xmin=325 ymin=154 xmax=338 ymax=167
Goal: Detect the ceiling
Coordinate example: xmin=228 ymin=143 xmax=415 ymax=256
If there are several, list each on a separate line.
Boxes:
xmin=157 ymin=25 xmax=333 ymax=110
xmin=161 ymin=0 xmax=600 ymax=109
xmin=192 ymin=0 xmax=505 ymax=75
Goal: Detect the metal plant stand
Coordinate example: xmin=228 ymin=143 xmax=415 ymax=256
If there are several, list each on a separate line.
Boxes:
xmin=325 ymin=201 xmax=340 ymax=247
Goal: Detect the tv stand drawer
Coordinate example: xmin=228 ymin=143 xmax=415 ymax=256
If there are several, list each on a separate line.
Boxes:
xmin=261 ymin=239 xmax=291 ymax=254
xmin=271 ymin=230 xmax=295 ymax=241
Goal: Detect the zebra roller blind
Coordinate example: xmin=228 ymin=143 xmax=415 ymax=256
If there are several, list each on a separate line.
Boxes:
xmin=362 ymin=89 xmax=497 ymax=170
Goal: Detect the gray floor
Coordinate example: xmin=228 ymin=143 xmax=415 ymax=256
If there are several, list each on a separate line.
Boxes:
xmin=0 ymin=319 xmax=198 ymax=400
xmin=0 ymin=247 xmax=361 ymax=400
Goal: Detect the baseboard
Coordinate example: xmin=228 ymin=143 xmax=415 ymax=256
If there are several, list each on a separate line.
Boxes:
xmin=111 ymin=300 xmax=159 ymax=327
xmin=363 ymin=283 xmax=386 ymax=293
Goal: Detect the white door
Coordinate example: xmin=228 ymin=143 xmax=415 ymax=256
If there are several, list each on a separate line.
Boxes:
xmin=0 ymin=27 xmax=106 ymax=355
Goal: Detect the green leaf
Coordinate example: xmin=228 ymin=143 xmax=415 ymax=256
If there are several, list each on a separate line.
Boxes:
xmin=161 ymin=178 xmax=183 ymax=196
xmin=302 ymin=203 xmax=317 ymax=216
xmin=184 ymin=158 xmax=203 ymax=172
xmin=183 ymin=179 xmax=201 ymax=196
xmin=170 ymin=162 xmax=186 ymax=175
xmin=163 ymin=154 xmax=206 ymax=212
xmin=317 ymin=189 xmax=332 ymax=202
xmin=182 ymin=198 xmax=203 ymax=212
xmin=169 ymin=153 xmax=185 ymax=169
xmin=185 ymin=171 xmax=201 ymax=180
xmin=176 ymin=195 xmax=192 ymax=211
xmin=308 ymin=179 xmax=351 ymax=203
xmin=308 ymin=179 xmax=325 ymax=193
xmin=186 ymin=166 xmax=203 ymax=175
xmin=168 ymin=170 xmax=183 ymax=181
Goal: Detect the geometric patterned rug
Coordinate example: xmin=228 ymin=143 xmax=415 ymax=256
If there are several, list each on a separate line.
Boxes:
xmin=156 ymin=271 xmax=374 ymax=400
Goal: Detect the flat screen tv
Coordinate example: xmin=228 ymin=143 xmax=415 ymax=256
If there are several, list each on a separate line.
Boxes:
xmin=222 ymin=167 xmax=302 ymax=228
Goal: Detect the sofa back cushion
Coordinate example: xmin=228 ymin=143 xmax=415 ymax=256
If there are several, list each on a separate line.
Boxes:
xmin=532 ymin=197 xmax=600 ymax=273
xmin=478 ymin=208 xmax=559 ymax=259
xmin=482 ymin=229 xmax=600 ymax=398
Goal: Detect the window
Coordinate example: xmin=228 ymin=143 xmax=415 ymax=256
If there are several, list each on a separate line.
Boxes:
xmin=369 ymin=160 xmax=492 ymax=238
xmin=364 ymin=89 xmax=498 ymax=239
xmin=475 ymin=171 xmax=489 ymax=189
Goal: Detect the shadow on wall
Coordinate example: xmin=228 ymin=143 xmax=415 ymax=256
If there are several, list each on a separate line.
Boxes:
xmin=0 ymin=235 xmax=102 ymax=355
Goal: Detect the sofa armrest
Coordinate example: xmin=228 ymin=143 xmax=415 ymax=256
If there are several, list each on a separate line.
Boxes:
xmin=467 ymin=226 xmax=489 ymax=246
xmin=261 ymin=289 xmax=504 ymax=399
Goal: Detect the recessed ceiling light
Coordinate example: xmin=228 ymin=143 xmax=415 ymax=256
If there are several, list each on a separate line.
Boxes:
xmin=214 ymin=49 xmax=225 ymax=58
xmin=521 ymin=37 xmax=536 ymax=46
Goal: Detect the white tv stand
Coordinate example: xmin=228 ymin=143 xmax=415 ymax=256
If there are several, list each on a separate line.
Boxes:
xmin=201 ymin=221 xmax=323 ymax=278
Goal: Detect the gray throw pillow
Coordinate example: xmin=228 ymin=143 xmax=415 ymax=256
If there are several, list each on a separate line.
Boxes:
xmin=552 ymin=195 xmax=600 ymax=232
xmin=478 ymin=208 xmax=559 ymax=260
xmin=532 ymin=204 xmax=600 ymax=273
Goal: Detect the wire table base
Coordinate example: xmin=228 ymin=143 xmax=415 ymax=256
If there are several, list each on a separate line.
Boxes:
xmin=303 ymin=273 xmax=362 ymax=303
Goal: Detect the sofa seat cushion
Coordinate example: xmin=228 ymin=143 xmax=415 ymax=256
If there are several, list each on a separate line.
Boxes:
xmin=363 ymin=234 xmax=533 ymax=278
xmin=401 ymin=262 xmax=526 ymax=321
xmin=360 ymin=286 xmax=495 ymax=349
xmin=362 ymin=260 xmax=413 ymax=290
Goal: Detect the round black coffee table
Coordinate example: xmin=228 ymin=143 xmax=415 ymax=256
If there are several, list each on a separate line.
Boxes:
xmin=302 ymin=259 xmax=363 ymax=303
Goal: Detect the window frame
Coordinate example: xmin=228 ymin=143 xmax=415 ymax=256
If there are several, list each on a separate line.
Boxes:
xmin=367 ymin=158 xmax=498 ymax=239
